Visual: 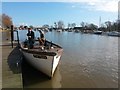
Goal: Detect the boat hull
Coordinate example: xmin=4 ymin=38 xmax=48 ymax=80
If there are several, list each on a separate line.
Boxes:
xmin=94 ymin=31 xmax=102 ymax=35
xmin=20 ymin=40 xmax=63 ymax=78
xmin=107 ymin=31 xmax=120 ymax=37
xmin=21 ymin=50 xmax=62 ymax=78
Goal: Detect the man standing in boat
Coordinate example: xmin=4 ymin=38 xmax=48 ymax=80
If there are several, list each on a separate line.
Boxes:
xmin=38 ymin=30 xmax=45 ymax=46
xmin=27 ymin=28 xmax=35 ymax=49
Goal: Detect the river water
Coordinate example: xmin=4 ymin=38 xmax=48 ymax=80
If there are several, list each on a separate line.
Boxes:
xmin=14 ymin=30 xmax=118 ymax=88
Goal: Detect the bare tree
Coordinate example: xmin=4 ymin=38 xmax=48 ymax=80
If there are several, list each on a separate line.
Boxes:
xmin=88 ymin=23 xmax=98 ymax=30
xmin=71 ymin=23 xmax=76 ymax=29
xmin=58 ymin=20 xmax=64 ymax=29
xmin=80 ymin=22 xmax=85 ymax=28
xmin=42 ymin=24 xmax=49 ymax=28
xmin=54 ymin=22 xmax=57 ymax=29
xmin=29 ymin=25 xmax=34 ymax=29
xmin=68 ymin=23 xmax=71 ymax=29
xmin=105 ymin=21 xmax=112 ymax=31
xmin=2 ymin=13 xmax=13 ymax=29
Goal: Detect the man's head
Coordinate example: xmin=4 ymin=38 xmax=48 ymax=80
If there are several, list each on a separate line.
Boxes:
xmin=28 ymin=28 xmax=32 ymax=31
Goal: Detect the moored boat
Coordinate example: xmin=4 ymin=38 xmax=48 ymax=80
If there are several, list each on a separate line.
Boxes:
xmin=68 ymin=29 xmax=73 ymax=32
xmin=57 ymin=29 xmax=62 ymax=32
xmin=93 ymin=30 xmax=102 ymax=35
xmin=107 ymin=31 xmax=120 ymax=37
xmin=20 ymin=40 xmax=63 ymax=78
xmin=74 ymin=29 xmax=80 ymax=33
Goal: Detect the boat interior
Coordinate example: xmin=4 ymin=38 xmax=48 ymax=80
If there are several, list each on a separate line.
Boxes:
xmin=21 ymin=40 xmax=62 ymax=53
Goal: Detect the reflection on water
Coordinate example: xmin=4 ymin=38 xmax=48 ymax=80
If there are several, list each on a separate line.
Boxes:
xmin=22 ymin=59 xmax=62 ymax=88
xmin=51 ymin=65 xmax=62 ymax=88
xmin=15 ymin=30 xmax=118 ymax=88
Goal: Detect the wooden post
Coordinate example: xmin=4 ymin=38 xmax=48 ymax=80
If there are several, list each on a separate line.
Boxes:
xmin=16 ymin=30 xmax=20 ymax=46
xmin=11 ymin=25 xmax=14 ymax=48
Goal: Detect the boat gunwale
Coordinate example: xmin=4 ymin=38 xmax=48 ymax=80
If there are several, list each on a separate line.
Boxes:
xmin=20 ymin=48 xmax=57 ymax=56
xmin=20 ymin=40 xmax=63 ymax=56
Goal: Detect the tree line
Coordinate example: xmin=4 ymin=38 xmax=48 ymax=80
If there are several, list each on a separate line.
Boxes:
xmin=53 ymin=20 xmax=120 ymax=32
xmin=1 ymin=13 xmax=120 ymax=32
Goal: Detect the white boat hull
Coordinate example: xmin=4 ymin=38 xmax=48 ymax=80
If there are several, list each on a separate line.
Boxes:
xmin=22 ymin=50 xmax=62 ymax=78
xmin=20 ymin=40 xmax=63 ymax=78
xmin=108 ymin=31 xmax=120 ymax=37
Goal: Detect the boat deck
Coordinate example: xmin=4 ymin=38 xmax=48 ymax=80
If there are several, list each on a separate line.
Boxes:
xmin=20 ymin=40 xmax=63 ymax=56
xmin=32 ymin=45 xmax=61 ymax=53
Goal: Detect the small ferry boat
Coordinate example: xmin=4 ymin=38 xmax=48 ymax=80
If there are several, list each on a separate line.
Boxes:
xmin=107 ymin=31 xmax=120 ymax=37
xmin=20 ymin=40 xmax=63 ymax=78
xmin=93 ymin=30 xmax=102 ymax=35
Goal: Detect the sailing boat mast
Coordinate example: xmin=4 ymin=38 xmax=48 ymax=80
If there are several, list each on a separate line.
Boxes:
xmin=118 ymin=1 xmax=120 ymax=21
xmin=99 ymin=16 xmax=101 ymax=28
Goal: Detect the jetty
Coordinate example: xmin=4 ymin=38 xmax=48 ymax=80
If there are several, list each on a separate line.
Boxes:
xmin=0 ymin=30 xmax=23 ymax=89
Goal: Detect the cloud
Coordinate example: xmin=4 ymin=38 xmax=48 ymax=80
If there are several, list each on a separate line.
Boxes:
xmin=2 ymin=0 xmax=119 ymax=12
xmin=69 ymin=0 xmax=118 ymax=12
xmin=85 ymin=0 xmax=118 ymax=12
xmin=71 ymin=5 xmax=76 ymax=8
xmin=68 ymin=0 xmax=118 ymax=13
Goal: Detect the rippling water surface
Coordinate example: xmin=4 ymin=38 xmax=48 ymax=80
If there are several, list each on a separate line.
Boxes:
xmin=14 ymin=30 xmax=118 ymax=88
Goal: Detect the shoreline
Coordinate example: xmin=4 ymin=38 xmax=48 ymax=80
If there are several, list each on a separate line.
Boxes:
xmin=0 ymin=29 xmax=11 ymax=32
